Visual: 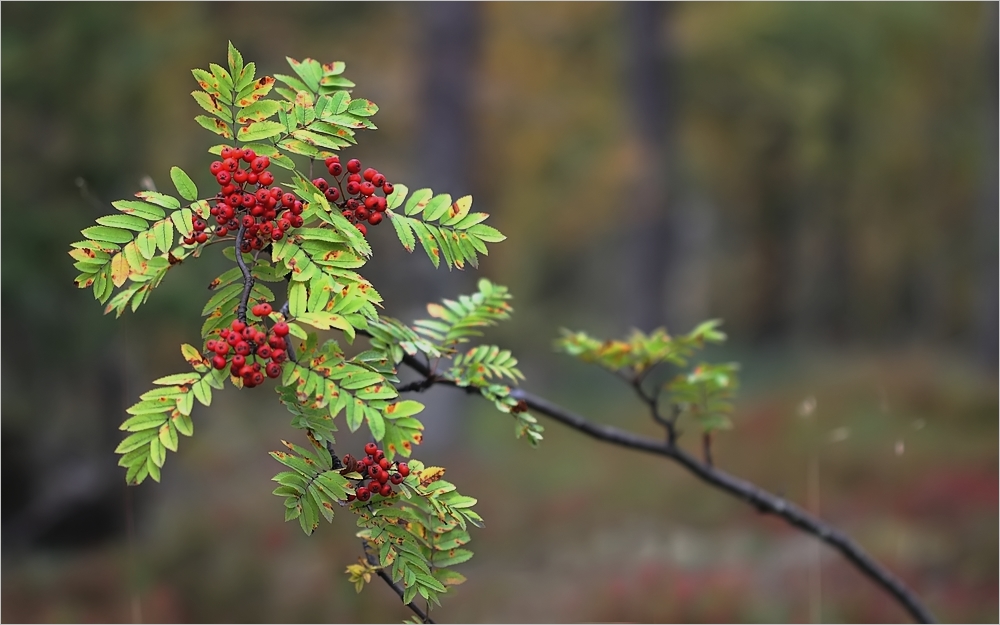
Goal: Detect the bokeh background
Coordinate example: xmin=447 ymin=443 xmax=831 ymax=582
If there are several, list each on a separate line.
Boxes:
xmin=2 ymin=2 xmax=997 ymax=623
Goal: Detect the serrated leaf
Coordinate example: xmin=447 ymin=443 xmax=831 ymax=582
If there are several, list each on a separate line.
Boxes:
xmin=113 ymin=200 xmax=166 ymax=221
xmin=389 ymin=213 xmax=416 ymax=252
xmin=237 ymin=120 xmax=284 ymax=142
xmin=422 ymin=194 xmax=452 ymax=222
xmin=170 ymin=167 xmax=198 ymax=201
xmin=159 ymin=421 xmax=179 ymax=452
xmin=134 ymin=191 xmax=181 ymax=210
xmin=467 ymin=224 xmax=506 ymax=243
xmin=152 ymin=219 xmax=174 ymax=253
xmin=366 ymin=408 xmax=385 ymax=441
xmin=346 ymin=98 xmax=378 ymax=117
xmin=404 ymin=188 xmax=433 ymax=216
xmin=441 ymin=195 xmax=473 ymax=226
xmin=227 ymin=41 xmax=244 ymax=78
xmin=196 ymin=115 xmax=233 ymax=139
xmin=96 ymin=214 xmax=149 ymax=231
xmin=82 ymin=226 xmax=133 ymax=244
xmin=109 ymin=253 xmax=130 ymax=287
xmin=153 ymin=372 xmax=200 ymax=385
xmin=384 ymin=400 xmax=425 ymax=419
xmin=237 ymin=100 xmax=282 ymax=123
xmin=288 ymin=281 xmax=307 ymax=317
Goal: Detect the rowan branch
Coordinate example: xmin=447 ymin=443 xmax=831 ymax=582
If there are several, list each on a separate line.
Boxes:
xmin=394 ymin=352 xmax=936 ymax=624
xmin=233 ymin=221 xmax=254 ymax=323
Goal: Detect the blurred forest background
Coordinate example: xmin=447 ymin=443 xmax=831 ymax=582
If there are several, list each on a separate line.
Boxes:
xmin=2 ymin=2 xmax=997 ymax=623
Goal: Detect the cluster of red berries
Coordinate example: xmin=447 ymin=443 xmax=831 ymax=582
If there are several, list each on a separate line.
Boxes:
xmin=183 ymin=146 xmax=306 ymax=250
xmin=312 ymin=156 xmax=394 ymax=237
xmin=203 ymin=307 xmax=290 ymax=388
xmin=341 ymin=442 xmax=410 ymax=502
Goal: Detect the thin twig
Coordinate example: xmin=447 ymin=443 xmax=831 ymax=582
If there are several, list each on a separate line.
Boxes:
xmin=362 ymin=541 xmax=435 ymax=623
xmin=393 ymin=351 xmax=936 ymax=624
xmin=234 ymin=222 xmax=254 ymax=323
xmin=702 ymin=432 xmax=713 ymax=467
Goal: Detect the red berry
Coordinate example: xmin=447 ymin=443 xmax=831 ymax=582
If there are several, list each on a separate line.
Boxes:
xmin=367 ymin=465 xmax=379 ymax=478
xmin=258 ymin=302 xmax=272 ymax=316
xmin=231 ymin=148 xmax=245 ymax=161
xmin=235 ymin=341 xmax=251 ymax=356
xmin=257 ymin=344 xmax=272 ymax=359
xmin=251 ymin=371 xmax=265 ymax=385
xmin=192 ymin=218 xmax=207 ymax=232
xmin=206 ymin=339 xmax=218 ymax=352
xmin=258 ymin=171 xmax=274 ymax=186
xmin=362 ymin=456 xmax=374 ymax=466
xmin=290 ymin=214 xmax=304 ymax=228
xmin=398 ymin=463 xmax=410 ymax=477
xmin=378 ymin=458 xmax=390 ymax=470
xmin=266 ymin=361 xmax=281 ymax=378
xmin=368 ymin=212 xmax=383 ymax=226
xmin=271 ymin=349 xmax=286 ymax=363
xmin=379 ymin=484 xmax=392 ymax=497
xmin=312 ymin=177 xmax=329 ymax=192
xmin=372 ymin=173 xmax=386 ymax=188
xmin=273 ymin=321 xmax=290 ymax=336
xmin=328 ymin=162 xmax=343 ymax=176
xmin=226 ymin=332 xmax=241 ymax=347
xmin=220 ymin=146 xmax=234 ymax=159
xmin=355 ymin=207 xmax=370 ymax=221
xmin=346 ymin=159 xmax=362 ymax=174
xmin=375 ymin=197 xmax=387 ymax=212
xmin=195 ymin=232 xmax=208 ymax=244
xmin=389 ymin=473 xmax=403 ymax=485
xmin=281 ymin=193 xmax=295 ymax=207
xmin=362 ymin=167 xmax=377 ymax=182
xmin=246 ymin=172 xmax=258 ymax=185
xmin=360 ymin=182 xmax=376 ymax=196
xmin=216 ymin=171 xmax=231 ymax=185
xmin=242 ymin=148 xmax=256 ymax=163
xmin=356 ymin=487 xmax=370 ymax=502
xmin=376 ymin=470 xmax=389 ymax=484
xmin=382 ymin=183 xmax=394 ymax=195
xmin=364 ymin=442 xmax=378 ymax=456
xmin=214 ymin=341 xmax=230 ymax=355
xmin=325 ymin=187 xmax=340 ymax=202
xmin=347 ymin=173 xmax=362 ymax=184
xmin=232 ymin=319 xmax=246 ymax=331
xmin=355 ymin=223 xmax=367 ymax=236
xmin=324 ymin=155 xmax=338 ymax=166
xmin=223 ymin=157 xmax=238 ymax=172
xmin=233 ymin=169 xmax=248 ymax=184
xmin=251 ymin=157 xmax=267 ymax=173
xmin=209 ymin=161 xmax=224 ymax=175
xmin=212 ymin=355 xmax=227 ymax=370
xmin=346 ymin=181 xmax=361 ymax=196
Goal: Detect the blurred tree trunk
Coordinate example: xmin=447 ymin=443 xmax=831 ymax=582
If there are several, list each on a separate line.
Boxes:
xmin=973 ymin=2 xmax=998 ymax=368
xmin=405 ymin=2 xmax=483 ymax=447
xmin=622 ymin=2 xmax=678 ymax=333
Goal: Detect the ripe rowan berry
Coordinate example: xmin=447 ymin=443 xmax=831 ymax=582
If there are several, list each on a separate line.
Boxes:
xmin=257 ymin=345 xmax=272 ymax=359
xmin=356 ymin=223 xmax=367 ymax=236
xmin=273 ymin=322 xmax=289 ymax=337
xmin=346 ymin=158 xmax=362 ymax=174
xmin=266 ymin=362 xmax=281 ymax=378
xmin=212 ymin=355 xmax=227 ymax=370
xmin=356 ymin=487 xmax=371 ymax=502
xmin=216 ymin=171 xmax=231 ymax=185
xmin=397 ymin=463 xmax=410 ymax=477
xmin=364 ymin=442 xmax=378 ymax=456
xmin=258 ymin=171 xmax=274 ymax=186
xmin=368 ymin=212 xmax=383 ymax=226
xmin=389 ymin=473 xmax=403 ymax=485
xmin=210 ymin=161 xmax=224 ymax=175
xmin=383 ymin=183 xmax=394 ymax=195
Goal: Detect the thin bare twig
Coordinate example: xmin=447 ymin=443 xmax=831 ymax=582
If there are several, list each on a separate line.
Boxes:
xmin=393 ymin=351 xmax=936 ymax=624
xmin=234 ymin=222 xmax=254 ymax=323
